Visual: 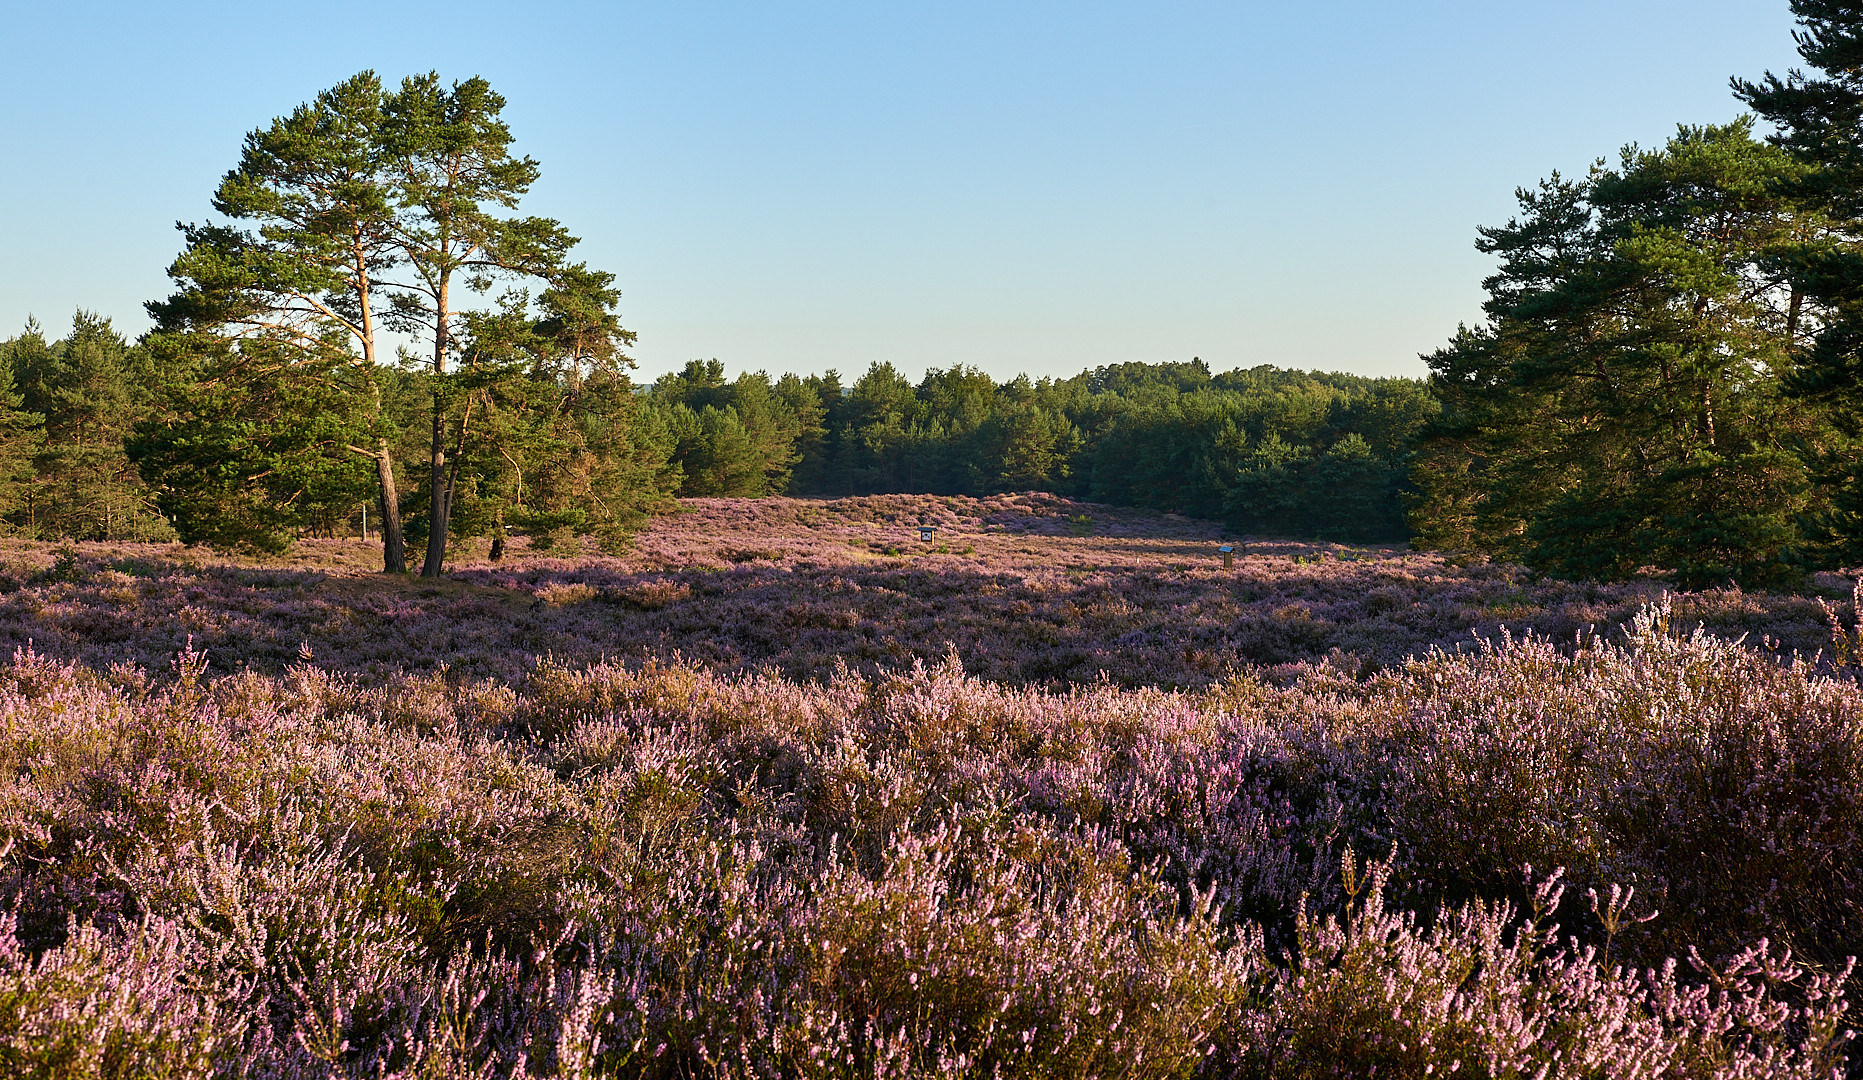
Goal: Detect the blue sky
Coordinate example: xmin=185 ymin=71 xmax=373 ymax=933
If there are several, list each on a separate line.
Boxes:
xmin=0 ymin=1 xmax=1808 ymax=383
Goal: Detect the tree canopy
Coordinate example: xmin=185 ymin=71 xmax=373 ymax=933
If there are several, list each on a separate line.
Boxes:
xmin=647 ymin=357 xmax=1435 ymax=544
xmin=1411 ymin=121 xmax=1843 ymax=587
xmin=134 ymin=70 xmax=672 ymax=568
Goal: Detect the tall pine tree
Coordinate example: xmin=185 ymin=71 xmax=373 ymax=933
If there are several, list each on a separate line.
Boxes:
xmin=1735 ymin=1 xmax=1863 ymax=560
xmin=1411 ymin=122 xmax=1840 ymax=587
xmin=142 ymin=72 xmax=408 ymax=564
xmin=141 ymin=72 xmax=622 ymax=567
xmin=379 ymin=73 xmax=576 ymax=576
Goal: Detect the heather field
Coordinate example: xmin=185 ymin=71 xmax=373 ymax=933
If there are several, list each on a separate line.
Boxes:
xmin=7 ymin=494 xmax=1863 ymax=1077
xmin=0 ymin=492 xmax=1847 ymax=687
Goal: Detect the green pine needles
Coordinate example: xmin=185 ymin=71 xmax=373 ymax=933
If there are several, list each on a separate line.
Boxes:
xmin=1405 ymin=2 xmax=1863 ymax=588
xmin=135 ymin=71 xmax=673 ymax=572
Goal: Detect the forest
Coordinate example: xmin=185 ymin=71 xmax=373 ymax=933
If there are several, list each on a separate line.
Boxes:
xmin=0 ymin=318 xmax=1437 ymax=554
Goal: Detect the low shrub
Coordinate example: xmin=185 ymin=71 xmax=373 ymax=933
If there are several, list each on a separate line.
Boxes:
xmin=2 ymin=596 xmax=1859 ymax=1075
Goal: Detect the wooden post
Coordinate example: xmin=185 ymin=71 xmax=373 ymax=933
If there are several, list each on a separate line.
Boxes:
xmin=1219 ymin=544 xmax=1235 ymax=569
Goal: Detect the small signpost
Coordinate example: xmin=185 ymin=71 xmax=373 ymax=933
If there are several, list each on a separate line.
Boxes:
xmin=919 ymin=525 xmax=936 ymax=543
xmin=1218 ymin=544 xmax=1235 ymax=569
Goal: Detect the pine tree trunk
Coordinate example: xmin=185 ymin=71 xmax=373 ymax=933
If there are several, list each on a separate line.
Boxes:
xmin=353 ymin=232 xmax=405 ymax=574
xmin=420 ymin=273 xmax=452 ymax=579
xmin=436 ymin=395 xmax=472 ymax=547
xmin=422 ymin=398 xmax=447 ymax=577
xmin=377 ymin=440 xmax=406 ymax=573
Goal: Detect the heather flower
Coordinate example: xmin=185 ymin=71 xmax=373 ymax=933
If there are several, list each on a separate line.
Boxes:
xmin=0 ymin=502 xmax=1857 ymax=1074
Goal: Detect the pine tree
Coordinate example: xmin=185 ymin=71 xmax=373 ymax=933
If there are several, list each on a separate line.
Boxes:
xmin=647 ymin=362 xmax=823 ymax=497
xmin=143 ymin=72 xmax=617 ymax=568
xmin=1735 ymin=0 xmax=1863 ymax=559
xmin=1411 ymin=122 xmax=1840 ymax=587
xmin=380 ymin=73 xmax=576 ymax=576
xmin=437 ymin=274 xmax=676 ymax=554
xmin=143 ymin=72 xmax=407 ymax=564
xmin=0 ymin=323 xmax=47 ymax=529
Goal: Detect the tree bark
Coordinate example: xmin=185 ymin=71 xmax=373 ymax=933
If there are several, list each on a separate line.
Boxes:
xmin=420 ymin=274 xmax=452 ymax=578
xmin=377 ymin=440 xmax=406 ymax=573
xmin=439 ymin=394 xmax=473 ymax=536
xmin=421 ymin=394 xmax=447 ymax=577
xmin=354 ymin=230 xmax=407 ymax=573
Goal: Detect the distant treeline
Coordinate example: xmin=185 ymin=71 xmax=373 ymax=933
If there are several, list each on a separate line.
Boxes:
xmin=0 ymin=317 xmax=1435 ymax=547
xmin=644 ymin=357 xmax=1435 ymax=542
xmin=0 ymin=314 xmax=175 ymax=543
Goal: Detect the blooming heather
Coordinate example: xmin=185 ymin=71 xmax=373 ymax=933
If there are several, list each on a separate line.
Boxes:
xmin=0 ymin=493 xmax=1843 ymax=688
xmin=0 ymin=496 xmax=1858 ymax=1075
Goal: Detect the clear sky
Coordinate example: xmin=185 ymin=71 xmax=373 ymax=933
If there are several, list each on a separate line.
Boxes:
xmin=0 ymin=1 xmax=1809 ymax=384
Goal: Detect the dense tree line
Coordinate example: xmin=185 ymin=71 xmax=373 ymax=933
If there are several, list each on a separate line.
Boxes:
xmin=0 ymin=311 xmax=1436 ymax=549
xmin=641 ymin=357 xmax=1434 ymax=543
xmin=0 ymin=309 xmax=682 ymax=555
xmin=0 ymin=314 xmax=173 ymax=541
